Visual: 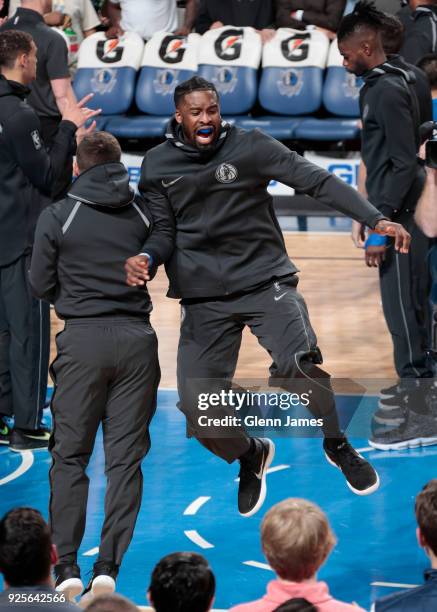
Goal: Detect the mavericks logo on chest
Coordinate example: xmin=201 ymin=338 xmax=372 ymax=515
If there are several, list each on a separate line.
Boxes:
xmin=215 ymin=163 xmax=238 ymax=184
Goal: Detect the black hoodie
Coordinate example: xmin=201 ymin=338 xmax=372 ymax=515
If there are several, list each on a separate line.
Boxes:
xmin=360 ymin=58 xmax=425 ymax=219
xmin=140 ymin=120 xmax=385 ymax=300
xmin=0 ymin=75 xmax=76 ymax=267
xmin=30 ymin=163 xmax=164 ymax=320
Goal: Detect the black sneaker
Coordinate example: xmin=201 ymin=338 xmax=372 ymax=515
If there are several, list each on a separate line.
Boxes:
xmin=0 ymin=418 xmax=11 ymax=445
xmin=81 ymin=561 xmax=118 ymax=598
xmin=369 ymin=409 xmax=437 ymax=450
xmin=238 ymin=438 xmax=275 ymax=517
xmin=373 ymin=392 xmax=408 ymax=426
xmin=54 ymin=563 xmax=83 ymax=601
xmin=324 ymin=437 xmax=380 ymax=495
xmin=379 ymin=383 xmax=400 ymax=401
xmin=9 ymin=427 xmax=50 ymax=452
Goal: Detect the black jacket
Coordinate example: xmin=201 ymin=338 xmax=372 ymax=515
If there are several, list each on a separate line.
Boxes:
xmin=196 ymin=0 xmax=275 ymax=34
xmin=275 ymin=0 xmax=346 ymax=32
xmin=400 ymin=5 xmax=437 ymax=65
xmin=0 ymin=76 xmax=76 ymax=267
xmin=360 ymin=58 xmax=425 ymax=219
xmin=140 ymin=121 xmax=384 ymax=300
xmin=388 ymin=54 xmax=433 ymax=124
xmin=30 ymin=163 xmax=163 ymax=320
xmin=375 ymin=569 xmax=437 ymax=611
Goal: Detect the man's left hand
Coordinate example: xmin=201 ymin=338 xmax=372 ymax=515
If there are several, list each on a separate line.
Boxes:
xmin=373 ymin=219 xmax=411 ymax=253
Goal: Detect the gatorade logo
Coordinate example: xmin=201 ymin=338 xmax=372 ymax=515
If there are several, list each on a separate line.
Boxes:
xmin=96 ymin=39 xmax=124 ymax=64
xmin=281 ymin=33 xmax=310 ymax=62
xmin=159 ymin=36 xmax=187 ymax=64
xmin=214 ymin=29 xmax=244 ymax=61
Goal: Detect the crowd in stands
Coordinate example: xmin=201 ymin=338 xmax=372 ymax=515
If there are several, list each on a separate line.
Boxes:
xmin=1 ymin=481 xmax=437 ymax=610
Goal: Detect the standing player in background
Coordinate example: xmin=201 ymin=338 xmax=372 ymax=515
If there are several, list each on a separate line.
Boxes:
xmin=0 ymin=30 xmax=99 ymax=451
xmin=126 ymin=76 xmax=410 ymax=517
xmin=1 ymin=0 xmax=78 ymax=198
xmin=338 ymin=1 xmax=435 ymax=450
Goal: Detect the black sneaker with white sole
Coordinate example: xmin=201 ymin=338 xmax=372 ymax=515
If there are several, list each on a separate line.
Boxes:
xmin=55 ymin=563 xmax=83 ymax=601
xmin=324 ymin=437 xmax=379 ymax=495
xmin=81 ymin=561 xmax=118 ymax=598
xmin=238 ymin=438 xmax=275 ymax=517
xmin=9 ymin=427 xmax=50 ymax=452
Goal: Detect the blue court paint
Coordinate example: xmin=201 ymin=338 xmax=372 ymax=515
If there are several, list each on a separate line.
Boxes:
xmin=0 ymin=390 xmax=434 ymax=610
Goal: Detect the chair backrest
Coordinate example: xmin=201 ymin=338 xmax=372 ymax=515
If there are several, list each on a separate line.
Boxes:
xmin=197 ymin=26 xmax=262 ymax=114
xmin=73 ymin=31 xmax=144 ymax=114
xmin=136 ymin=32 xmax=201 ymax=115
xmin=323 ymin=39 xmax=362 ymax=117
xmin=259 ymin=28 xmax=329 ymax=115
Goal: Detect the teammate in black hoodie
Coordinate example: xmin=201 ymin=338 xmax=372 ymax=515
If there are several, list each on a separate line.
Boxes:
xmin=0 ymin=30 xmax=99 ymax=452
xmin=338 ymin=1 xmax=434 ymax=450
xmin=126 ymin=76 xmax=410 ymax=518
xmin=30 ymin=132 xmax=166 ymax=599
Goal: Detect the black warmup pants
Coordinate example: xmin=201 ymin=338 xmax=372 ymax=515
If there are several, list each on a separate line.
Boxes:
xmin=177 ymin=276 xmax=342 ymax=464
xmin=0 ymin=255 xmax=50 ymax=430
xmin=49 ymin=318 xmax=160 ymax=567
xmin=379 ymin=211 xmax=433 ymax=379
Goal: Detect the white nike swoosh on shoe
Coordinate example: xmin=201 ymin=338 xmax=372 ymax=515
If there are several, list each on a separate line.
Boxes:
xmin=161 ymin=176 xmax=183 ymax=188
xmin=274 ymin=292 xmax=288 ymax=302
xmin=25 ymin=433 xmax=50 ymax=440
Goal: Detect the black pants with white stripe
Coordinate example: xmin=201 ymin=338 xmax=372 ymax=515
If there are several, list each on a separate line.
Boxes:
xmin=49 ymin=318 xmax=160 ymax=566
xmin=0 ymin=254 xmax=50 ymax=429
xmin=177 ymin=276 xmax=343 ymax=464
xmin=379 ymin=211 xmax=433 ymax=379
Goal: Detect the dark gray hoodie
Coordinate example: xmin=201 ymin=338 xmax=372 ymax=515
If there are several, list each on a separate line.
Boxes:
xmin=30 ymin=162 xmax=169 ymax=320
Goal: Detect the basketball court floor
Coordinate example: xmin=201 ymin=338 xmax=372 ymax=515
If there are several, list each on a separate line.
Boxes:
xmin=0 ymin=227 xmax=434 ymax=610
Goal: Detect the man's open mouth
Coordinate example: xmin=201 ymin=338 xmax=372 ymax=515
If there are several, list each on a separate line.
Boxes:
xmin=195 ymin=126 xmax=215 ymax=144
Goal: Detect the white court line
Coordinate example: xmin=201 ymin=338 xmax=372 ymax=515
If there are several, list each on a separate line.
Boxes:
xmin=235 ymin=464 xmax=290 ymax=482
xmin=184 ymin=530 xmax=214 ymax=549
xmin=0 ymin=451 xmax=34 ymax=486
xmin=83 ymin=547 xmax=99 ymax=557
xmin=183 ymin=496 xmax=211 ymax=516
xmin=371 ymin=582 xmax=419 ymax=589
xmin=357 ymin=447 xmax=373 ymax=453
xmin=243 ymin=561 xmax=273 ymax=571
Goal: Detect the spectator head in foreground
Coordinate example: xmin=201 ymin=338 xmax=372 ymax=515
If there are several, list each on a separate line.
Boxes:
xmin=262 ymin=498 xmax=336 ymax=582
xmin=417 ymin=54 xmax=437 ymax=97
xmin=148 ymin=552 xmax=215 ymax=612
xmin=85 ymin=593 xmax=139 ymax=611
xmin=0 ymin=507 xmax=56 ymax=587
xmin=415 ymin=479 xmax=437 ymax=566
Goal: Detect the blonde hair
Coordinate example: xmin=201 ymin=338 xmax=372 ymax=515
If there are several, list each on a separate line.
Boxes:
xmin=261 ymin=498 xmax=336 ymax=582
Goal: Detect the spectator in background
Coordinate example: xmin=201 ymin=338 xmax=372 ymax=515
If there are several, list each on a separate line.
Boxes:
xmin=9 ymin=0 xmax=101 ymax=73
xmin=417 ymin=53 xmax=437 ymax=117
xmin=106 ymin=0 xmax=198 ymax=39
xmin=0 ymin=0 xmax=9 ymax=18
xmin=275 ymin=0 xmax=347 ymax=39
xmin=373 ymin=479 xmax=437 ymax=611
xmin=274 ymin=599 xmax=318 ymax=611
xmin=195 ymin=0 xmax=277 ymax=44
xmin=400 ymin=0 xmax=437 ymax=64
xmin=230 ymin=498 xmax=364 ymax=612
xmin=148 ymin=552 xmax=215 ymax=612
xmin=85 ymin=594 xmax=139 ymax=611
xmin=0 ymin=508 xmax=78 ymax=612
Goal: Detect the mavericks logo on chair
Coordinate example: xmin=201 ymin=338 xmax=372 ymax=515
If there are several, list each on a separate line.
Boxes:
xmin=215 ymin=163 xmax=238 ymax=184
xmin=91 ymin=68 xmax=117 ymax=95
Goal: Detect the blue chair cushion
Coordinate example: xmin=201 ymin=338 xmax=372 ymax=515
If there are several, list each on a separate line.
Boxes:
xmin=105 ymin=116 xmax=170 ymax=138
xmin=294 ymin=118 xmax=361 ymax=141
xmin=232 ymin=116 xmax=305 ymax=139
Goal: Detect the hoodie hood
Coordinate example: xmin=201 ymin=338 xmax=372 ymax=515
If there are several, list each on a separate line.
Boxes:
xmin=0 ymin=75 xmax=30 ymax=99
xmin=363 ymin=56 xmax=416 ymax=86
xmin=165 ymin=116 xmax=232 ymax=161
xmin=68 ymin=162 xmax=135 ymax=209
